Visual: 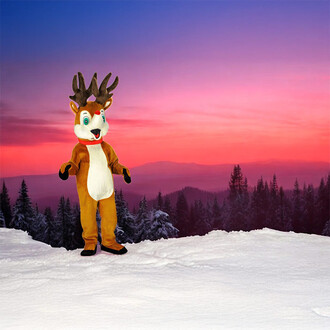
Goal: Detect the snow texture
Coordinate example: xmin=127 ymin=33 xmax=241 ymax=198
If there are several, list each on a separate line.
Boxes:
xmin=1 ymin=228 xmax=330 ymax=329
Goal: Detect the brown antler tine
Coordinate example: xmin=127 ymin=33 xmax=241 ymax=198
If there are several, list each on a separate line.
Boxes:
xmin=99 ymin=73 xmax=112 ymax=94
xmin=87 ymin=73 xmax=97 ymax=93
xmin=107 ymin=76 xmax=119 ymax=93
xmin=78 ymin=72 xmax=86 ymax=91
xmin=72 ymin=74 xmax=78 ymax=93
xmin=93 ymin=73 xmax=119 ymax=104
xmin=69 ymin=72 xmax=93 ymax=107
xmin=91 ymin=76 xmax=99 ymax=97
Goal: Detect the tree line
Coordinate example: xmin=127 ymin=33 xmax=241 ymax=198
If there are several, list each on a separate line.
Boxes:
xmin=0 ymin=181 xmax=178 ymax=250
xmin=167 ymin=165 xmax=330 ymax=237
xmin=0 ymin=165 xmax=329 ymax=250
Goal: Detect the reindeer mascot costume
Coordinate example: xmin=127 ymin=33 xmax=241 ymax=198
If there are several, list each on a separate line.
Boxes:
xmin=59 ymin=72 xmax=131 ymax=256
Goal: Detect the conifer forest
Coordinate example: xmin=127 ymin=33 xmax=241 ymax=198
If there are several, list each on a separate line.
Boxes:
xmin=0 ymin=165 xmax=329 ymax=250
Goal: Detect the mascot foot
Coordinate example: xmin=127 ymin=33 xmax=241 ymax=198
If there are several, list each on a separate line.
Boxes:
xmin=101 ymin=244 xmax=128 ymax=255
xmin=80 ymin=246 xmax=97 ymax=256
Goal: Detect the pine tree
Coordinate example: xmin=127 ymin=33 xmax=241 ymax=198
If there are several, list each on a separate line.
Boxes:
xmin=163 ymin=196 xmax=175 ymax=225
xmin=212 ymin=198 xmax=223 ymax=230
xmin=225 ymin=165 xmax=249 ymax=231
xmin=314 ymin=176 xmax=330 ymax=235
xmin=135 ymin=196 xmax=149 ymax=242
xmin=322 ymin=219 xmax=330 ymax=236
xmin=264 ymin=181 xmax=270 ymax=202
xmin=175 ymin=191 xmax=190 ymax=237
xmin=277 ymin=187 xmax=292 ymax=232
xmin=52 ymin=196 xmax=65 ymax=247
xmin=229 ymin=165 xmax=244 ymax=201
xmin=292 ymin=179 xmax=304 ymax=233
xmin=156 ymin=192 xmax=163 ymax=210
xmin=302 ymin=184 xmax=315 ymax=234
xmin=147 ymin=210 xmax=178 ymax=241
xmin=189 ymin=202 xmax=198 ymax=234
xmin=30 ymin=205 xmax=48 ymax=243
xmin=0 ymin=182 xmax=12 ymax=228
xmin=44 ymin=207 xmax=54 ymax=245
xmin=115 ymin=191 xmax=135 ymax=244
xmin=0 ymin=209 xmax=5 ymax=228
xmin=221 ymin=199 xmax=230 ymax=231
xmin=193 ymin=200 xmax=213 ymax=236
xmin=63 ymin=198 xmax=77 ymax=250
xmin=249 ymin=178 xmax=268 ymax=230
xmin=12 ymin=180 xmax=34 ymax=232
xmin=140 ymin=207 xmax=153 ymax=242
xmin=192 ymin=200 xmax=204 ymax=235
xmin=205 ymin=201 xmax=213 ymax=231
xmin=266 ymin=175 xmax=280 ymax=230
xmin=267 ymin=176 xmax=292 ymax=232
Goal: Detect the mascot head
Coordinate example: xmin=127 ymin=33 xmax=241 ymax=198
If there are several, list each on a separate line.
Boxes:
xmin=69 ymin=72 xmax=118 ymax=141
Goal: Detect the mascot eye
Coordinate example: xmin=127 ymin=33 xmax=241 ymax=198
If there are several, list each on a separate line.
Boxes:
xmin=83 ymin=117 xmax=89 ymax=125
xmin=102 ymin=115 xmax=106 ymax=123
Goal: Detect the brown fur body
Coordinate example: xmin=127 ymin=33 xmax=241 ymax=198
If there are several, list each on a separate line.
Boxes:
xmin=60 ymin=141 xmax=127 ymax=251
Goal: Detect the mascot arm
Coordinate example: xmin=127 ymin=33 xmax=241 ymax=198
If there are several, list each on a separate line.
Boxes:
xmin=59 ymin=145 xmax=81 ymax=180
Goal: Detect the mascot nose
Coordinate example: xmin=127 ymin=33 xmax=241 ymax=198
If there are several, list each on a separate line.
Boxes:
xmin=94 ymin=111 xmax=101 ymax=115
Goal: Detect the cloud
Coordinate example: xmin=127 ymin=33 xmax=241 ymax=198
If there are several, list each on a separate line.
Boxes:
xmin=0 ymin=114 xmax=72 ymax=146
xmin=109 ymin=118 xmax=163 ymax=128
xmin=0 ymin=112 xmax=164 ymax=146
xmin=119 ymin=106 xmax=149 ymax=112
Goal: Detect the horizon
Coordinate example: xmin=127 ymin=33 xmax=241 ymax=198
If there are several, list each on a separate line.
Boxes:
xmin=1 ymin=160 xmax=328 ymax=212
xmin=1 ymin=1 xmax=329 ymax=177
xmin=0 ymin=159 xmax=329 ymax=180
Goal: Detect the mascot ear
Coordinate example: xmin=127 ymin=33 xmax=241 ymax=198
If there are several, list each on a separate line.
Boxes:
xmin=104 ymin=97 xmax=113 ymax=110
xmin=70 ymin=101 xmax=79 ymax=113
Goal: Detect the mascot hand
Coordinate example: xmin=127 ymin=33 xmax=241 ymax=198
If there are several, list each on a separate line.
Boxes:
xmin=59 ymin=163 xmax=71 ymax=180
xmin=123 ymin=168 xmax=131 ymax=184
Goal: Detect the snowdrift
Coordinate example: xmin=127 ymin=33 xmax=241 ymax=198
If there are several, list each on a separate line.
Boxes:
xmin=1 ymin=228 xmax=330 ymax=329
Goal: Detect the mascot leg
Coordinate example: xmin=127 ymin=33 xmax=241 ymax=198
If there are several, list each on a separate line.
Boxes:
xmin=99 ymin=192 xmax=127 ymax=254
xmin=80 ymin=195 xmax=98 ymax=251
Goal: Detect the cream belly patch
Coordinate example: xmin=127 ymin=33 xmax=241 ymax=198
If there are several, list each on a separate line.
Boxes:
xmin=86 ymin=144 xmax=114 ymax=201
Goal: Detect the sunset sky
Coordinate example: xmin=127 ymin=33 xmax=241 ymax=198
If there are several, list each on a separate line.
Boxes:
xmin=0 ymin=0 xmax=329 ymax=177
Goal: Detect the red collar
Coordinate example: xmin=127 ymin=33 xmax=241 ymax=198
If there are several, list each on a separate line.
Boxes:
xmin=78 ymin=138 xmax=103 ymax=145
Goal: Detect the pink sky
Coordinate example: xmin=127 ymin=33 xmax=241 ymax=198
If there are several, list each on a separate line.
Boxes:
xmin=1 ymin=1 xmax=329 ymax=177
xmin=1 ymin=60 xmax=329 ymax=177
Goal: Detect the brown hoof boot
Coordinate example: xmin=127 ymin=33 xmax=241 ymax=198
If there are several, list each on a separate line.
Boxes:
xmin=80 ymin=246 xmax=97 ymax=256
xmin=101 ymin=244 xmax=127 ymax=255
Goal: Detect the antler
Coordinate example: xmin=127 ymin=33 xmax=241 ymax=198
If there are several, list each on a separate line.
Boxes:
xmin=91 ymin=73 xmax=119 ymax=105
xmin=69 ymin=72 xmax=96 ymax=107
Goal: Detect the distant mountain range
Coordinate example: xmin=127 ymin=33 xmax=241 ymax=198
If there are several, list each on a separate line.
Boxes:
xmin=1 ymin=160 xmax=328 ymax=211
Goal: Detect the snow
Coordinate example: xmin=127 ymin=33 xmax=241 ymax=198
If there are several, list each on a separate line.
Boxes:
xmin=1 ymin=228 xmax=330 ymax=329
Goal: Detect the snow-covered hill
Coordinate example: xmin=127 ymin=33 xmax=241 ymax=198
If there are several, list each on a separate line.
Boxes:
xmin=1 ymin=228 xmax=330 ymax=329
